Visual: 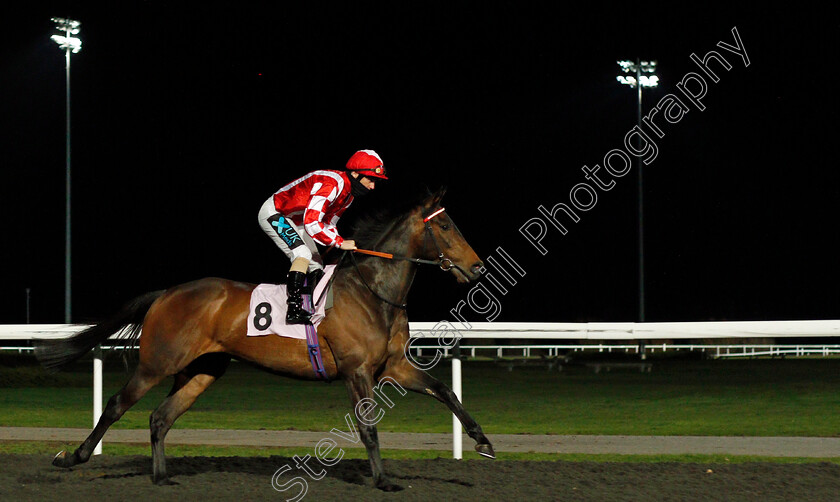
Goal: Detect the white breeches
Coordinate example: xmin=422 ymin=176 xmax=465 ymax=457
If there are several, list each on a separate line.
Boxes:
xmin=258 ymin=198 xmax=324 ymax=273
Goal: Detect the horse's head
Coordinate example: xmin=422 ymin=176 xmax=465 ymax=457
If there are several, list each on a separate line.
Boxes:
xmin=412 ymin=187 xmax=484 ymax=283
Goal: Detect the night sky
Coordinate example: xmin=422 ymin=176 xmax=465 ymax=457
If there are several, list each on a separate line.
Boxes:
xmin=2 ymin=3 xmax=838 ymax=324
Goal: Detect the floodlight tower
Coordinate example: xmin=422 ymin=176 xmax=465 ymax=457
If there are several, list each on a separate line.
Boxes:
xmin=51 ymin=17 xmax=81 ymax=324
xmin=617 ymin=59 xmax=657 ymax=324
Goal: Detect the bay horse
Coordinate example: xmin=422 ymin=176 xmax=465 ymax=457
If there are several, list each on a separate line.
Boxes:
xmin=35 ymin=187 xmax=495 ymax=491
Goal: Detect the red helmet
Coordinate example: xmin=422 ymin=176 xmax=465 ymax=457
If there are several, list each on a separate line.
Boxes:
xmin=346 ymin=150 xmax=388 ymax=179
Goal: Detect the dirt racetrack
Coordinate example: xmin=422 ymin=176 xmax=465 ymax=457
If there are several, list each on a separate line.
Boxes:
xmin=2 ymin=454 xmax=839 ymax=501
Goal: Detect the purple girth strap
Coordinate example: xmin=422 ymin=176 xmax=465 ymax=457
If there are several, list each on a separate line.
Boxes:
xmin=302 ymin=284 xmax=329 ymax=381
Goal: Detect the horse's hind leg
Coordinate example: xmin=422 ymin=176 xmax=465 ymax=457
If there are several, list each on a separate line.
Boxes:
xmin=345 ymin=367 xmax=403 ymax=492
xmin=53 ymin=366 xmax=165 ymax=468
xmin=380 ymin=360 xmax=496 ymax=459
xmin=149 ymin=353 xmax=230 ymax=485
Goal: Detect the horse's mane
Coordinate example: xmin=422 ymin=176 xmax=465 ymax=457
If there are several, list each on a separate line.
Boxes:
xmin=348 ymin=208 xmax=407 ymax=249
xmin=345 ymin=186 xmax=439 ymax=248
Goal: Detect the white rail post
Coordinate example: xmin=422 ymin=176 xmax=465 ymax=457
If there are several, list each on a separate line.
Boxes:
xmin=452 ymin=340 xmax=462 ymax=460
xmin=93 ymin=346 xmax=103 ymax=455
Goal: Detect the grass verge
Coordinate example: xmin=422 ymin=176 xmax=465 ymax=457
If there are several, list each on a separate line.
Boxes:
xmin=3 ymin=354 xmax=840 ymax=436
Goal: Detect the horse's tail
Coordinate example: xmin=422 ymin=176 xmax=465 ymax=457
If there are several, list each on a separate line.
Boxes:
xmin=35 ymin=290 xmax=166 ymax=372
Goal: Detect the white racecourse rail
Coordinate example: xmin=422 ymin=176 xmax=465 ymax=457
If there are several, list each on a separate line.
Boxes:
xmin=2 ymin=320 xmax=840 ymax=458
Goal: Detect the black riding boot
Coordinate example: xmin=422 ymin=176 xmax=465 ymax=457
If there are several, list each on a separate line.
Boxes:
xmin=285 ymin=271 xmax=312 ymax=325
xmin=307 ymin=269 xmax=325 ymax=291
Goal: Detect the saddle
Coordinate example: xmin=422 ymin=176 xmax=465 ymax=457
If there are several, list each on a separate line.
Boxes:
xmin=246 ymin=265 xmax=337 ymax=380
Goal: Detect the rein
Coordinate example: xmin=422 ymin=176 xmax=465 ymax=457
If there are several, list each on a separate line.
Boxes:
xmin=349 ymin=207 xmax=458 ymax=309
xmin=353 ymin=248 xmax=442 ymax=267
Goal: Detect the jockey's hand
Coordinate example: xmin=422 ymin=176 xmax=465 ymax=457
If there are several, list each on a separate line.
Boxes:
xmin=339 ymin=240 xmax=357 ymax=251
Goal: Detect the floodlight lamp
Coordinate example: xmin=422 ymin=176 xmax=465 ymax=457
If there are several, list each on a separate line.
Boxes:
xmin=51 ymin=34 xmax=82 ymax=53
xmin=617 ymin=59 xmax=658 ymax=88
xmin=51 ymin=17 xmax=81 ymax=35
xmin=639 ymin=75 xmax=659 ymax=87
xmin=617 ymin=60 xmax=635 ymax=73
xmin=616 ymin=75 xmax=637 ymax=87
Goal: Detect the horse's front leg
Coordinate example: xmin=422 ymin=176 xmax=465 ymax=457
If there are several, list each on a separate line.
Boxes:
xmin=381 ymin=359 xmax=496 ymax=459
xmin=345 ymin=368 xmax=404 ymax=492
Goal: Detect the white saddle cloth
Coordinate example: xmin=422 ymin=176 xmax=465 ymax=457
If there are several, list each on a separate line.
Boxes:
xmin=246 ymin=265 xmax=336 ymax=339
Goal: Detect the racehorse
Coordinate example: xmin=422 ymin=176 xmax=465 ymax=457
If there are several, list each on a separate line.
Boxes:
xmin=35 ymin=187 xmax=495 ymax=491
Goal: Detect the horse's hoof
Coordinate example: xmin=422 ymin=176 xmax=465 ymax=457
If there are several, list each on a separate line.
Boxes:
xmin=153 ymin=477 xmax=179 ymax=486
xmin=52 ymin=450 xmax=77 ymax=468
xmin=475 ymin=443 xmax=496 ymax=459
xmin=376 ymin=480 xmax=404 ymax=492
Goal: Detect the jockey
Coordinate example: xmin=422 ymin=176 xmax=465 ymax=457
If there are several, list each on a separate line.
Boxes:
xmin=258 ymin=149 xmax=388 ymax=324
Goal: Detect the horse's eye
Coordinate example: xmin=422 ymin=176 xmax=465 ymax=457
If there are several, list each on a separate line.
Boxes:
xmin=441 ymin=224 xmax=450 ymax=231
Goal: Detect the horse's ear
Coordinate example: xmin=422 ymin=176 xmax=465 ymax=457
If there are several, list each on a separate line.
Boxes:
xmin=430 ymin=186 xmax=447 ymax=206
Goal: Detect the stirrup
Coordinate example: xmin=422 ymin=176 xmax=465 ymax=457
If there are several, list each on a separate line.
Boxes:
xmin=286 ymin=307 xmax=312 ymax=325
xmin=286 ymin=312 xmax=312 ymax=326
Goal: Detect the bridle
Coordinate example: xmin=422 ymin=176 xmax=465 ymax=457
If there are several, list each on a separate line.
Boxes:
xmin=348 ymin=207 xmax=466 ymax=309
xmin=419 ymin=207 xmax=454 ymax=272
